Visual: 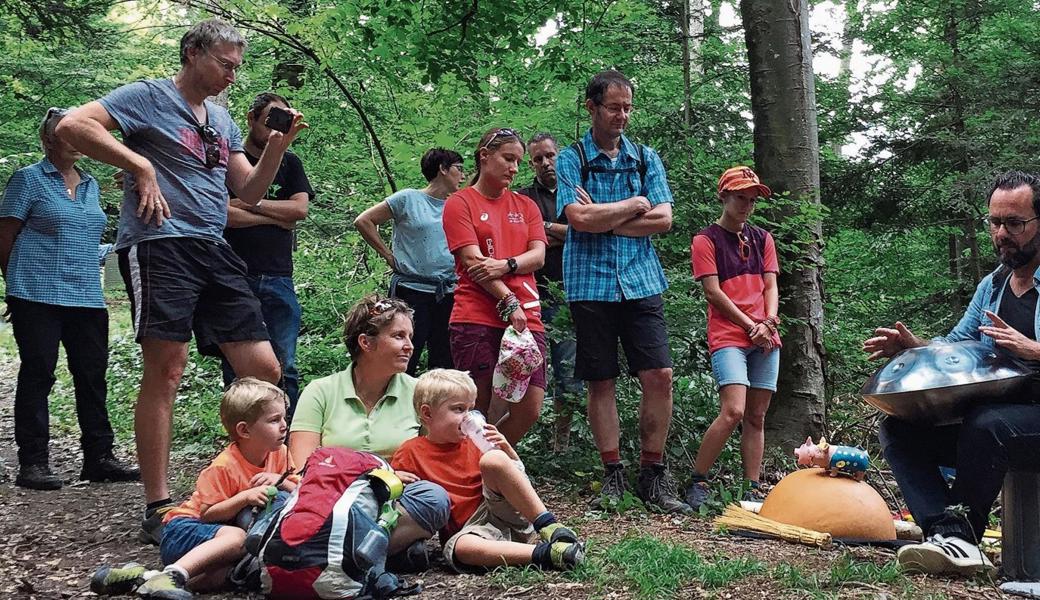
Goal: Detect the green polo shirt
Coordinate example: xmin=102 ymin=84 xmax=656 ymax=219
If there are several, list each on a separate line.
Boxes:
xmin=290 ymin=364 xmax=420 ymax=459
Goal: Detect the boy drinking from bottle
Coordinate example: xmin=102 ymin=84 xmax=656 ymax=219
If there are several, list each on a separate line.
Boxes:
xmin=390 ymin=369 xmax=583 ymax=572
xmin=91 ymin=378 xmax=299 ymax=599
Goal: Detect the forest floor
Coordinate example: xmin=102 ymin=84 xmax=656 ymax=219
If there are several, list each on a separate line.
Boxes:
xmin=0 ymin=355 xmax=1014 ymax=600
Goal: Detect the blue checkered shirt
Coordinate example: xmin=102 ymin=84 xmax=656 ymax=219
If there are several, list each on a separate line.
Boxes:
xmin=555 ymin=130 xmax=673 ymax=302
xmin=0 ymin=158 xmax=106 ymax=308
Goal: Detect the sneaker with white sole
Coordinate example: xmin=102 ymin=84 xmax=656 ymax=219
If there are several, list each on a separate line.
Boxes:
xmin=896 ymin=533 xmax=996 ymax=577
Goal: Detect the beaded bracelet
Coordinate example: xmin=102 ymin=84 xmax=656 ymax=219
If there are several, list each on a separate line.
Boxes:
xmin=496 ymin=293 xmax=520 ymax=322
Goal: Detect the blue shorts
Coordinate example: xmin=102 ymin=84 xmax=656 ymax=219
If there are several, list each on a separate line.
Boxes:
xmin=160 ymin=517 xmax=223 ymax=566
xmin=710 ymin=346 xmax=780 ymax=391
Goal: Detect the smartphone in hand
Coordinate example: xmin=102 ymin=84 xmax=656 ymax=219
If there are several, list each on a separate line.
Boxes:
xmin=265 ymin=106 xmax=293 ymax=134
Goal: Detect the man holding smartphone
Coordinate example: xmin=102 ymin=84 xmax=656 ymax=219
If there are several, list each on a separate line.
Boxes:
xmin=223 ymin=92 xmax=314 ymax=419
xmin=55 ymin=19 xmax=308 ymax=544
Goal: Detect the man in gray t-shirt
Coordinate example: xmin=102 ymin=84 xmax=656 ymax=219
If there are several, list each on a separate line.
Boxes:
xmin=57 ymin=19 xmax=307 ymax=545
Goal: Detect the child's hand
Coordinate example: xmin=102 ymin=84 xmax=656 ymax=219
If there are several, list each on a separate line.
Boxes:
xmin=240 ymin=486 xmax=272 ymax=507
xmin=483 ymin=424 xmax=519 ymax=459
xmin=395 ymin=470 xmax=419 ymax=484
xmin=250 ymin=472 xmax=282 ymax=487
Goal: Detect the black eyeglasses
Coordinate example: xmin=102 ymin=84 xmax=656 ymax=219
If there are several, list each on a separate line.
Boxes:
xmin=196 ymin=124 xmax=222 ymax=169
xmin=983 ymin=216 xmax=1040 ymax=236
xmin=479 ymin=128 xmax=521 ymax=152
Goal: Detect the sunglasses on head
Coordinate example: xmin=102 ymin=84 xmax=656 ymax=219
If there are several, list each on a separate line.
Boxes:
xmin=196 ymin=124 xmax=222 ymax=169
xmin=479 ymin=128 xmax=521 ymax=152
xmin=368 ymin=300 xmax=395 ymax=317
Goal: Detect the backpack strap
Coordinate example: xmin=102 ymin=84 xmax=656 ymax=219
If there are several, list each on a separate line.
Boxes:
xmin=571 ymin=141 xmax=591 ymax=189
xmin=636 ymin=144 xmax=647 ymax=190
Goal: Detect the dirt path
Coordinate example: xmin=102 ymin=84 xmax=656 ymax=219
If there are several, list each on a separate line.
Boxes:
xmin=0 ymin=356 xmax=1010 ymax=599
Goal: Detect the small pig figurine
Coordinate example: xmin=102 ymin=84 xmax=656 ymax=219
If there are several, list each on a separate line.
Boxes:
xmin=794 ymin=436 xmax=869 ymax=481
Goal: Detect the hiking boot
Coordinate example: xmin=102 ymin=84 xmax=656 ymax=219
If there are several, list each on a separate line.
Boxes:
xmin=896 ymin=534 xmax=996 ymax=577
xmin=636 ymin=464 xmax=693 ymax=515
xmin=136 ymin=570 xmax=192 ymax=600
xmin=139 ymin=503 xmax=175 ymax=546
xmin=386 ymin=539 xmax=430 ymax=574
xmin=549 ymin=541 xmax=584 ymax=570
xmin=591 ymin=462 xmax=627 ymax=508
xmin=685 ymin=479 xmax=711 ymax=511
xmin=539 ymin=522 xmax=579 ymax=545
xmin=81 ymin=453 xmax=140 ymax=483
xmin=90 ymin=562 xmax=147 ymax=595
xmin=15 ymin=463 xmax=62 ymax=490
xmin=742 ymin=481 xmax=767 ymax=503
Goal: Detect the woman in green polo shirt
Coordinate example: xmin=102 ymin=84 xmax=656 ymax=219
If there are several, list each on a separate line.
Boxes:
xmin=289 ymin=294 xmax=420 ymax=464
xmin=289 ymin=294 xmax=449 ymax=570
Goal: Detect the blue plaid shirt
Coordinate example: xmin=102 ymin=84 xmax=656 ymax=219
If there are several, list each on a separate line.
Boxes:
xmin=0 ymin=158 xmax=106 ymax=308
xmin=556 ymin=130 xmax=673 ymax=302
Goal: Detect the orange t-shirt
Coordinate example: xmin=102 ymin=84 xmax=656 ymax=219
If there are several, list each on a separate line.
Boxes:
xmin=691 ymin=223 xmax=781 ymax=353
xmin=164 ymin=442 xmax=297 ymax=523
xmin=442 ymin=187 xmax=548 ymax=332
xmin=390 ymin=435 xmax=484 ymax=538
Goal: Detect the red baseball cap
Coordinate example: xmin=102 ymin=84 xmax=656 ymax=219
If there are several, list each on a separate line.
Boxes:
xmin=717 ymin=166 xmax=772 ymax=198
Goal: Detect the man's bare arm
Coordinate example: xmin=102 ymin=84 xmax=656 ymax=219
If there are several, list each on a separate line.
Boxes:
xmin=612 ymin=203 xmax=672 ymax=237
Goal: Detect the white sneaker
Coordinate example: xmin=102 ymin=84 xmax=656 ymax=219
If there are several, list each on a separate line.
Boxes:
xmin=897 ymin=534 xmax=996 ymax=577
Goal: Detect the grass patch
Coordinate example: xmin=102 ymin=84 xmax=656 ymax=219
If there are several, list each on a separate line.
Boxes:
xmin=771 ymin=553 xmax=917 ymax=599
xmin=597 ymin=534 xmax=764 ymax=599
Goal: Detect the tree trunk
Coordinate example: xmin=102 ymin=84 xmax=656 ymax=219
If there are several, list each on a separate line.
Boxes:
xmin=681 ymin=0 xmax=705 ymax=127
xmin=828 ymin=0 xmax=856 ymax=156
xmin=740 ymin=0 xmax=826 ymax=449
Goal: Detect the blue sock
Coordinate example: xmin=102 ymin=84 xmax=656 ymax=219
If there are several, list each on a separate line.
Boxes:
xmin=533 ymin=511 xmax=556 ymax=531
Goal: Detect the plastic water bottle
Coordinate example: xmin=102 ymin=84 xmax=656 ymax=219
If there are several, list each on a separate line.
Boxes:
xmin=460 ymin=410 xmax=496 ymax=453
xmin=356 ymin=503 xmax=400 ymax=569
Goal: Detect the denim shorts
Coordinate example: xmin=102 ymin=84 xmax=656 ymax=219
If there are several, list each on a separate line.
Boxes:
xmin=160 ymin=517 xmax=223 ymax=566
xmin=709 ymin=346 xmax=780 ymax=391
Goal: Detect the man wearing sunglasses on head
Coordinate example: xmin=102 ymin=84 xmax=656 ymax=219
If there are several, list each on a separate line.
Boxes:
xmin=862 ymin=171 xmax=1040 ymax=577
xmin=555 ymin=70 xmax=688 ymax=514
xmin=56 ymin=19 xmax=308 ymax=545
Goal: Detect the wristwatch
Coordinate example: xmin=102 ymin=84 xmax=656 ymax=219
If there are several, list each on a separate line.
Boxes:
xmin=251 ymin=199 xmax=264 ymax=212
xmin=506 ymin=257 xmax=518 ymax=273
xmin=543 ymin=220 xmax=552 ymax=231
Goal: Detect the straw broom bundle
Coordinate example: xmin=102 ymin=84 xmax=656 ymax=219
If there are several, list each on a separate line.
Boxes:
xmin=714 ymin=504 xmax=832 ymax=548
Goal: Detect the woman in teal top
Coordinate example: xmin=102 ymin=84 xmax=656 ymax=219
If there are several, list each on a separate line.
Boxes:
xmin=0 ymin=108 xmax=139 ymax=490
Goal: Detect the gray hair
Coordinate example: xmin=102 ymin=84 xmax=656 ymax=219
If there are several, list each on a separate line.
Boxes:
xmin=527 ymin=132 xmax=557 ymax=148
xmin=39 ymin=107 xmax=68 ymax=151
xmin=179 ymin=19 xmax=247 ymax=65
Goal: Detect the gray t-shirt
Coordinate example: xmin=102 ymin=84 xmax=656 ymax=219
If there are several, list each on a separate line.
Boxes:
xmin=100 ymin=78 xmax=244 ymax=249
xmin=386 ymin=189 xmax=456 ymax=294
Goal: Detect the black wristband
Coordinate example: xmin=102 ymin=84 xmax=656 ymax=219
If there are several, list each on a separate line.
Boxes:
xmin=506 ymin=257 xmax=518 ymax=273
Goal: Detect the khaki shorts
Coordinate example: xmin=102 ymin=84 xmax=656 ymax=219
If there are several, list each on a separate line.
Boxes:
xmin=443 ymin=484 xmax=536 ymax=572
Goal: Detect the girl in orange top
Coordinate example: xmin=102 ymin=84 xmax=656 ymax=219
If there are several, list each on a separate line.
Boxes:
xmin=685 ymin=166 xmax=781 ymax=511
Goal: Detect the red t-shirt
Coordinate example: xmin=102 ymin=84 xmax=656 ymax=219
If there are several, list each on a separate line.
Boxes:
xmin=442 ymin=187 xmax=548 ymax=332
xmin=691 ymin=223 xmax=781 ymax=353
xmin=390 ymin=436 xmax=484 ymax=539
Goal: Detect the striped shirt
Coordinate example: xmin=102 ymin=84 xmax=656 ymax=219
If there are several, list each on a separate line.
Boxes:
xmin=0 ymin=158 xmax=106 ymax=308
xmin=556 ymin=130 xmax=673 ymax=302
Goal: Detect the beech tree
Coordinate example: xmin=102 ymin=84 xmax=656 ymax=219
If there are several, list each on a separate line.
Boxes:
xmin=741 ymin=0 xmax=826 ymax=448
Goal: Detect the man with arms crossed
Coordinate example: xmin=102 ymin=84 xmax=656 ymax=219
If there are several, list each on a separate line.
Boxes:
xmin=556 ymin=70 xmax=690 ymax=514
xmin=57 ymin=19 xmax=307 ymax=542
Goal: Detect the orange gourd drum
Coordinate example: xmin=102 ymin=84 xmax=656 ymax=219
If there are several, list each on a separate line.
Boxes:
xmin=759 ymin=468 xmax=896 ymax=540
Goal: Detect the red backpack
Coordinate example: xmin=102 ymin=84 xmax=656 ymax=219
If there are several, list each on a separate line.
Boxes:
xmin=254 ymin=447 xmax=417 ymax=599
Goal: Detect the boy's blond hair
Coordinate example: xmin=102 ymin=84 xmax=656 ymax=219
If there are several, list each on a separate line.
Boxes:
xmin=413 ymin=369 xmax=477 ymax=419
xmin=220 ymin=377 xmax=288 ymax=439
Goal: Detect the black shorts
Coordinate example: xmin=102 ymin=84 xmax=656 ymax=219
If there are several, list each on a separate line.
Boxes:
xmin=570 ymin=294 xmax=672 ymax=381
xmin=118 ymin=237 xmax=269 ymax=355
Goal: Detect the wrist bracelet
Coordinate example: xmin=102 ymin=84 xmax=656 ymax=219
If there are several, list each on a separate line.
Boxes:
xmin=496 ymin=293 xmax=520 ymax=322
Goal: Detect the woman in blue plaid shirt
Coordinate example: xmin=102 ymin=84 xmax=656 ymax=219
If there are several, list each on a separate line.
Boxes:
xmin=0 ymin=108 xmax=139 ymax=490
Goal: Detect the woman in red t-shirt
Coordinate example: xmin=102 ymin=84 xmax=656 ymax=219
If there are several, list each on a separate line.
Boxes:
xmin=685 ymin=166 xmax=782 ymax=511
xmin=442 ymin=128 xmax=548 ymax=444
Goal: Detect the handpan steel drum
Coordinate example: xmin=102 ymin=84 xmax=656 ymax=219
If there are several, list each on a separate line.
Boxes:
xmin=860 ymin=341 xmax=1034 ymax=424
